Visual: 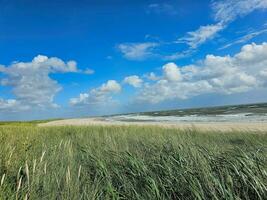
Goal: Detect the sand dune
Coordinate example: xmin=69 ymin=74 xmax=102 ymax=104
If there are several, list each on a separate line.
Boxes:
xmin=39 ymin=117 xmax=267 ymax=132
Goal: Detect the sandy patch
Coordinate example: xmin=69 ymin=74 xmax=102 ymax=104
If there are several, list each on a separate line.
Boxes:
xmin=38 ymin=117 xmax=267 ymax=132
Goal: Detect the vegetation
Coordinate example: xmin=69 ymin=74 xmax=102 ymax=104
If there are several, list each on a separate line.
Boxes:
xmin=0 ymin=125 xmax=266 ymax=199
xmin=0 ymin=119 xmax=61 ymax=127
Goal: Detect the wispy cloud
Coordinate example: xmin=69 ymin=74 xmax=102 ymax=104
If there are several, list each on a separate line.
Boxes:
xmin=116 ymin=1 xmax=267 ymax=62
xmin=120 ymin=1 xmax=267 ymax=61
xmin=178 ymin=0 xmax=267 ymax=49
xmin=219 ymin=28 xmax=267 ymax=50
xmin=117 ymin=42 xmax=159 ymax=60
xmin=212 ymin=0 xmax=267 ymax=24
xmin=84 ymin=68 xmax=95 ymax=74
xmin=146 ymin=3 xmax=178 ymax=15
xmin=177 ymin=23 xmax=224 ymax=49
xmin=162 ymin=49 xmax=195 ymax=61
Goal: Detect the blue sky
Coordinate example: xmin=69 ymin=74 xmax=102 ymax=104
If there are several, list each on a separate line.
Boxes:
xmin=0 ymin=0 xmax=267 ymax=120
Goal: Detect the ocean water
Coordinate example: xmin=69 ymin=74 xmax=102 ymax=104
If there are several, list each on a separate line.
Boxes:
xmin=105 ymin=113 xmax=267 ymax=123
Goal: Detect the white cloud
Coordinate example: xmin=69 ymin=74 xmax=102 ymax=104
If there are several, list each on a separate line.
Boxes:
xmin=212 ymin=0 xmax=267 ymax=24
xmin=0 ymin=55 xmax=83 ymax=111
xmin=220 ymin=28 xmax=267 ymax=50
xmin=70 ymin=80 xmax=121 ymax=106
xmin=117 ymin=42 xmax=158 ymax=60
xmin=144 ymin=72 xmax=160 ymax=81
xmin=162 ymin=63 xmax=182 ymax=82
xmin=99 ymin=80 xmax=121 ymax=93
xmin=178 ymin=0 xmax=267 ymax=49
xmin=147 ymin=3 xmax=178 ymax=15
xmin=178 ymin=23 xmax=224 ymax=49
xmin=0 ymin=99 xmax=28 ymax=112
xmin=116 ymin=0 xmax=267 ymax=61
xmin=136 ymin=42 xmax=267 ymax=103
xmin=163 ymin=49 xmax=195 ymax=61
xmin=260 ymin=69 xmax=267 ymax=77
xmin=138 ymin=80 xmax=213 ymax=104
xmin=84 ymin=68 xmax=95 ymax=74
xmin=124 ymin=75 xmax=143 ymax=88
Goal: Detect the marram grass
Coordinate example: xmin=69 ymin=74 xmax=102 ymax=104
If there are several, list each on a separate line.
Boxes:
xmin=0 ymin=125 xmax=266 ymax=199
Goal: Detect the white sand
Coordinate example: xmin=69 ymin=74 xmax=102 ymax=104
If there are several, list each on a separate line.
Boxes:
xmin=39 ymin=117 xmax=267 ymax=132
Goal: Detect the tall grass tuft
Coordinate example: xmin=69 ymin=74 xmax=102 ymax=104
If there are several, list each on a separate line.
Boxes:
xmin=0 ymin=125 xmax=266 ymax=199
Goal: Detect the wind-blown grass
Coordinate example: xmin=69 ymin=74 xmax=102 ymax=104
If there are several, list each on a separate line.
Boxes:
xmin=0 ymin=125 xmax=266 ymax=199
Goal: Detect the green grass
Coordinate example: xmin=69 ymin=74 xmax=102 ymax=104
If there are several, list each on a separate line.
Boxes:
xmin=0 ymin=119 xmax=61 ymax=127
xmin=0 ymin=125 xmax=266 ymax=199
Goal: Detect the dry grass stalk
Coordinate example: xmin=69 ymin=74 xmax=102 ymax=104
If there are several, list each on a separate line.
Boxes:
xmin=17 ymin=166 xmax=22 ymax=181
xmin=24 ymin=193 xmax=28 ymax=200
xmin=40 ymin=151 xmax=46 ymax=163
xmin=32 ymin=159 xmax=36 ymax=174
xmin=78 ymin=165 xmax=82 ymax=180
xmin=44 ymin=162 xmax=47 ymax=174
xmin=66 ymin=166 xmax=71 ymax=184
xmin=0 ymin=174 xmax=5 ymax=186
xmin=16 ymin=176 xmax=22 ymax=200
xmin=25 ymin=162 xmax=30 ymax=186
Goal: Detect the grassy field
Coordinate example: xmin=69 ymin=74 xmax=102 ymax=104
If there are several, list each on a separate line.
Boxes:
xmin=0 ymin=124 xmax=267 ymax=199
xmin=0 ymin=119 xmax=62 ymax=126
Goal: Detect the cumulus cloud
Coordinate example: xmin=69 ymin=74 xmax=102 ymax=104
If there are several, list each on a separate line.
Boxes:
xmin=70 ymin=80 xmax=121 ymax=106
xmin=0 ymin=99 xmax=26 ymax=112
xmin=100 ymin=80 xmax=121 ymax=93
xmin=138 ymin=80 xmax=213 ymax=104
xmin=0 ymin=55 xmax=83 ymax=111
xmin=117 ymin=42 xmax=158 ymax=60
xmin=123 ymin=75 xmax=143 ymax=88
xmin=136 ymin=42 xmax=267 ymax=103
xmin=178 ymin=0 xmax=267 ymax=48
xmin=162 ymin=62 xmax=182 ymax=82
xmin=144 ymin=72 xmax=160 ymax=81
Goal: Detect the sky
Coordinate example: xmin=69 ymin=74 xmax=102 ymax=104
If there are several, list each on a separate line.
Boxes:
xmin=0 ymin=0 xmax=267 ymax=120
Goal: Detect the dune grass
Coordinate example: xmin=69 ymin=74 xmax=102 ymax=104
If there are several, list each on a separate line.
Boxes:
xmin=0 ymin=119 xmax=61 ymax=126
xmin=0 ymin=125 xmax=266 ymax=199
